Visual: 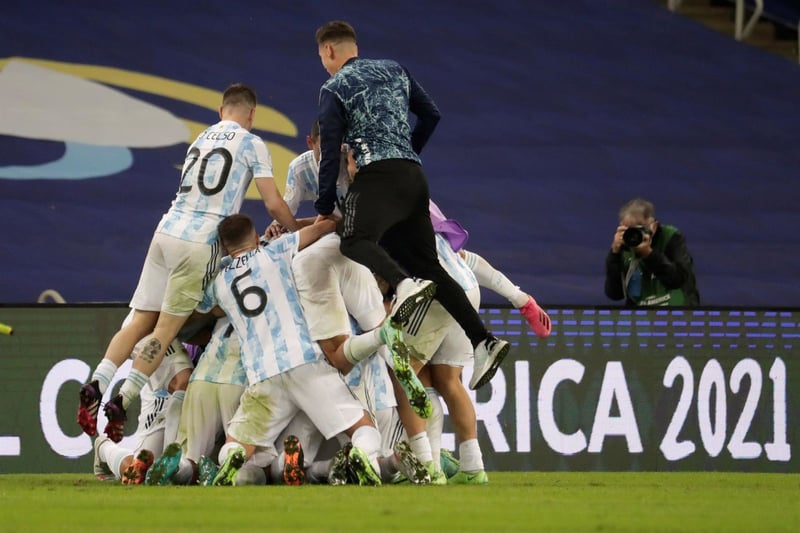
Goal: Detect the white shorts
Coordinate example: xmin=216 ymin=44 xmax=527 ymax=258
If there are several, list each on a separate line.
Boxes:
xmin=131 ymin=384 xmax=169 ymax=455
xmin=130 ymin=232 xmax=220 ymax=316
xmin=227 ymin=360 xmax=365 ymax=467
xmin=292 ymin=233 xmax=385 ymax=340
xmin=176 ymin=380 xmax=244 ymax=461
xmin=375 ymin=406 xmax=403 ymax=457
xmin=403 ymin=286 xmax=480 ymax=367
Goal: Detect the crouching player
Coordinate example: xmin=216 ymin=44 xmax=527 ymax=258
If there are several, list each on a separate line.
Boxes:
xmin=197 ymin=214 xmax=408 ymax=486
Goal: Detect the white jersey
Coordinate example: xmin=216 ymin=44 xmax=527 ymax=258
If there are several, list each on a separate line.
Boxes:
xmin=157 ymin=120 xmax=273 ymax=245
xmin=436 ymin=233 xmax=478 ymax=291
xmin=189 ymin=317 xmax=247 ymax=387
xmin=283 ymin=149 xmax=349 ymax=217
xmin=198 ymin=233 xmax=322 ymax=384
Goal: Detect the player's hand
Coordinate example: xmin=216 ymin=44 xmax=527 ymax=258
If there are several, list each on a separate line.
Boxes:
xmin=265 ymin=221 xmax=284 ymax=240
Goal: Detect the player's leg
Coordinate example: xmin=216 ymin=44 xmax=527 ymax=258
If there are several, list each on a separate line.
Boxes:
xmin=286 ymin=360 xmax=382 ymax=486
xmin=429 ymin=326 xmax=489 ymax=485
xmin=213 ymin=377 xmax=296 ymax=486
xmin=460 ymin=249 xmax=551 ymax=338
xmin=106 ymin=236 xmax=218 ymax=441
xmin=380 ymin=168 xmax=510 ymax=390
xmin=78 ymin=309 xmax=158 ymax=437
xmin=339 ymin=161 xmax=437 ymax=325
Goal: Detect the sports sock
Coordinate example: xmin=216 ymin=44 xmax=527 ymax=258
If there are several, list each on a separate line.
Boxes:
xmin=236 ymin=463 xmax=267 ymax=485
xmin=217 ymin=442 xmax=245 ymax=466
xmin=92 ymin=359 xmax=119 ymax=394
xmin=119 ymin=369 xmax=149 ymax=410
xmin=351 ymin=425 xmax=382 ymax=475
xmin=461 ymin=250 xmax=528 ymax=308
xmin=307 ymin=459 xmax=332 ymax=484
xmin=458 ymin=438 xmax=485 ymax=473
xmin=173 ymin=457 xmax=194 ymax=485
xmin=107 ymin=445 xmax=133 ymax=479
xmin=378 ymin=454 xmax=400 ymax=479
xmin=408 ymin=431 xmax=434 ymax=464
xmin=425 ymin=388 xmax=443 ymax=467
xmin=162 ymin=390 xmax=185 ymax=447
xmin=269 ymin=453 xmax=284 ymax=482
xmin=343 ymin=330 xmax=383 ymax=365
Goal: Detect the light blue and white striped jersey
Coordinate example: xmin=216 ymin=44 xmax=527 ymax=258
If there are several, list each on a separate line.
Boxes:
xmin=189 ymin=317 xmax=247 ymax=387
xmin=283 ymin=149 xmax=349 ymax=217
xmin=198 ymin=233 xmax=322 ymax=384
xmin=157 ymin=120 xmax=273 ymax=245
xmin=436 ymin=233 xmax=478 ymax=292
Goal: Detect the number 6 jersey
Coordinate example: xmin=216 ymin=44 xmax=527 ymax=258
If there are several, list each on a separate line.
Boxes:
xmin=197 ymin=232 xmax=323 ymax=385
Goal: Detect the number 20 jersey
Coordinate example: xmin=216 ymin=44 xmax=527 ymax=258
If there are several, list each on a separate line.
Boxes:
xmin=156 ymin=120 xmax=273 ymax=245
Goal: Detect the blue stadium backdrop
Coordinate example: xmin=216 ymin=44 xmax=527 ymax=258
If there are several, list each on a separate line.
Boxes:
xmin=2 ymin=0 xmax=800 ymax=308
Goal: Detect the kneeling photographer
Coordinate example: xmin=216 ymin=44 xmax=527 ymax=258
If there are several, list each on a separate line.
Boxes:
xmin=604 ymin=198 xmax=699 ymax=306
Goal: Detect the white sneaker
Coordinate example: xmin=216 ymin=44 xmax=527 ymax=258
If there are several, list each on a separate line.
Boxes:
xmin=390 ymin=278 xmax=436 ymax=326
xmin=469 ymin=336 xmax=510 ymax=390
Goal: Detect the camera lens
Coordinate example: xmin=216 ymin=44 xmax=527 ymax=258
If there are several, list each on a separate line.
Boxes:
xmin=622 ymin=227 xmax=644 ymax=247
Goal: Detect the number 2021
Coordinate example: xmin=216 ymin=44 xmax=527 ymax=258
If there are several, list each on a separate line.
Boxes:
xmin=659 ymin=356 xmax=790 ymax=462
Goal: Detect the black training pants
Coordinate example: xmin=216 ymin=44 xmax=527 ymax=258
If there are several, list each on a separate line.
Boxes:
xmin=339 ymin=159 xmax=488 ymax=347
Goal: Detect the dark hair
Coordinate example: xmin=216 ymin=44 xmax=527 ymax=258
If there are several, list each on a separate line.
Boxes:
xmin=218 ymin=214 xmax=255 ymax=250
xmin=310 ymin=120 xmax=320 ymax=139
xmin=222 ymin=83 xmax=257 ymax=108
xmin=316 ymin=20 xmax=357 ymax=45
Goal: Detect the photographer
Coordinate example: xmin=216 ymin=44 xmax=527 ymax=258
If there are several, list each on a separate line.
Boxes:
xmin=604 ymin=198 xmax=699 ymax=306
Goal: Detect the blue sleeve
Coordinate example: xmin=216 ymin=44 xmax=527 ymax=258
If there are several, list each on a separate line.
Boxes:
xmin=406 ymin=68 xmax=441 ymax=155
xmin=315 ymin=88 xmax=347 ymax=216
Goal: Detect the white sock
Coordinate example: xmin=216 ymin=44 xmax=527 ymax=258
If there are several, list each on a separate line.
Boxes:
xmin=462 ymin=250 xmax=528 ymax=307
xmin=163 ymin=390 xmax=185 ymax=448
xmin=458 ymin=438 xmax=484 ymax=473
xmin=307 ymin=459 xmax=332 ymax=484
xmin=344 ymin=330 xmax=383 ymax=365
xmin=269 ymin=453 xmax=284 ymax=483
xmin=119 ymin=369 xmax=149 ymax=409
xmin=378 ymin=454 xmax=400 ymax=479
xmin=92 ymin=359 xmax=118 ymax=394
xmin=351 ymin=425 xmax=382 ymax=475
xmin=236 ymin=463 xmax=267 ymax=485
xmin=217 ymin=442 xmax=244 ymax=466
xmin=425 ymin=388 xmax=443 ymax=468
xmin=107 ymin=444 xmax=133 ymax=479
xmin=173 ymin=457 xmax=194 ymax=485
xmin=408 ymin=431 xmax=433 ymax=464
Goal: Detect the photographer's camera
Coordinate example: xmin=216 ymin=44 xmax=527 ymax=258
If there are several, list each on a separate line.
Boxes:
xmin=622 ymin=225 xmax=651 ymax=248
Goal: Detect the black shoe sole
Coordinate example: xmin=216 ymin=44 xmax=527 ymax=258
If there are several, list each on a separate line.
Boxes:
xmin=391 ymin=282 xmax=437 ymax=326
xmin=471 ymin=342 xmax=510 ymax=390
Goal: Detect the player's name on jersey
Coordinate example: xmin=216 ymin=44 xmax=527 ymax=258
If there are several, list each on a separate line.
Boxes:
xmin=203 ymin=131 xmax=237 ymax=141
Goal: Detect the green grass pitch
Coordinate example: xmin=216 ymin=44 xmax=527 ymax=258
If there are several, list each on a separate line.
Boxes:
xmin=0 ymin=471 xmax=798 ymax=532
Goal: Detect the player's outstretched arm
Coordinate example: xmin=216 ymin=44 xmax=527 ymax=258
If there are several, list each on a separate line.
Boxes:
xmin=297 ymin=217 xmax=336 ymax=251
xmin=255 ymin=177 xmax=300 ymax=232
